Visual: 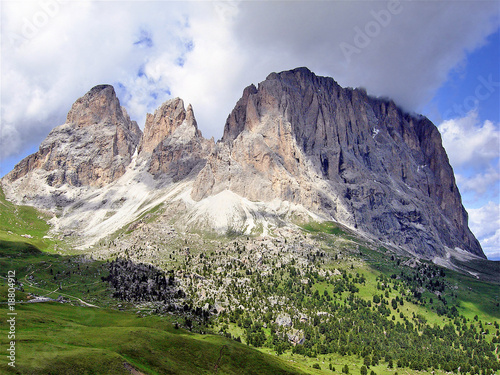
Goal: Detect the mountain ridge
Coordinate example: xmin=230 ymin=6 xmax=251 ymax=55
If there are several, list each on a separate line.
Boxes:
xmin=1 ymin=67 xmax=485 ymax=261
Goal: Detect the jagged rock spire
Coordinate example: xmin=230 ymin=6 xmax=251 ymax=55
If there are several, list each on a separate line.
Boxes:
xmin=5 ymin=85 xmax=142 ymax=187
xmin=138 ymin=98 xmax=201 ymax=154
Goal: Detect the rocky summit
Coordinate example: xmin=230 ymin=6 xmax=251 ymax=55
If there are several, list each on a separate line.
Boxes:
xmin=1 ymin=68 xmax=484 ymax=261
xmin=138 ymin=98 xmax=214 ymax=181
xmin=4 ymin=85 xmax=142 ymax=188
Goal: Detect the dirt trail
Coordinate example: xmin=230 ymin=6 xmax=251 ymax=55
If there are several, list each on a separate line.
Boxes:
xmin=123 ymin=362 xmax=146 ymax=375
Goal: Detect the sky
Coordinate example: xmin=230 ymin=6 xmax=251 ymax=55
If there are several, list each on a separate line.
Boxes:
xmin=1 ymin=0 xmax=499 ymax=259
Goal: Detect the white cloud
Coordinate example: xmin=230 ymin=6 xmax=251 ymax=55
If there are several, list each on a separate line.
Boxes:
xmin=438 ymin=109 xmax=499 ymax=232
xmin=438 ymin=110 xmax=500 ymax=169
xmin=468 ymin=202 xmax=500 ymax=259
xmin=438 ymin=111 xmax=499 ymax=255
xmin=232 ymin=1 xmax=499 ymax=111
xmin=455 ymin=165 xmax=500 ymax=200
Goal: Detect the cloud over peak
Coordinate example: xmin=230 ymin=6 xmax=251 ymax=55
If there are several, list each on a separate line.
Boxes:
xmin=2 ymin=1 xmax=499 ymax=163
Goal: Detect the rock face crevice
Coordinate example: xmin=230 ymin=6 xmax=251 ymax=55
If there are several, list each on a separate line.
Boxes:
xmin=2 ymin=68 xmax=484 ymax=259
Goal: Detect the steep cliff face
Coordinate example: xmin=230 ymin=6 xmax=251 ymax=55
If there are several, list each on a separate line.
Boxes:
xmin=138 ymin=98 xmax=213 ymax=181
xmin=193 ymin=67 xmax=483 ymax=258
xmin=4 ymin=85 xmax=142 ymax=188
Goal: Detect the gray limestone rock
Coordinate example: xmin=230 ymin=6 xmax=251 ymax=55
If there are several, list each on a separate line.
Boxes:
xmin=193 ymin=67 xmax=483 ymax=258
xmin=138 ymin=98 xmax=214 ymax=181
xmin=4 ymin=85 xmax=142 ymax=188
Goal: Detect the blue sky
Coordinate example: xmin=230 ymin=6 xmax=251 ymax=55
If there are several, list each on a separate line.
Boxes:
xmin=425 ymin=29 xmax=499 ymax=210
xmin=424 ymin=30 xmax=499 ymax=260
xmin=1 ymin=0 xmax=499 ymax=259
xmin=429 ymin=31 xmax=499 ymax=125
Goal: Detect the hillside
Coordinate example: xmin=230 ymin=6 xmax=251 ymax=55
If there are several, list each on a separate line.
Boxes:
xmin=0 ymin=302 xmax=307 ymax=375
xmin=0 ymin=189 xmax=498 ymax=374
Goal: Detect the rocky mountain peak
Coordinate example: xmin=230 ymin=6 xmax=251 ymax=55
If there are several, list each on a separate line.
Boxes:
xmin=265 ymin=66 xmax=316 ymax=83
xmin=66 ymin=84 xmax=125 ymax=128
xmin=138 ymin=97 xmax=212 ymax=180
xmin=4 ymin=85 xmax=142 ymax=189
xmin=222 ymin=84 xmax=258 ymax=142
xmin=138 ymin=98 xmax=201 ymax=155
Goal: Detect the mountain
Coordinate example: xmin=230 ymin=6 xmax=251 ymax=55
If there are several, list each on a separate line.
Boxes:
xmin=138 ymin=97 xmax=214 ymax=180
xmin=5 ymin=85 xmax=142 ymax=188
xmin=193 ymin=68 xmax=482 ymax=258
xmin=1 ymin=68 xmax=484 ymax=261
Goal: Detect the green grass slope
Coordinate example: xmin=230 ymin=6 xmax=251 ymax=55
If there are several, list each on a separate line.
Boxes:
xmin=0 ymin=186 xmax=56 ymax=252
xmin=0 ymin=302 xmax=307 ymax=375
